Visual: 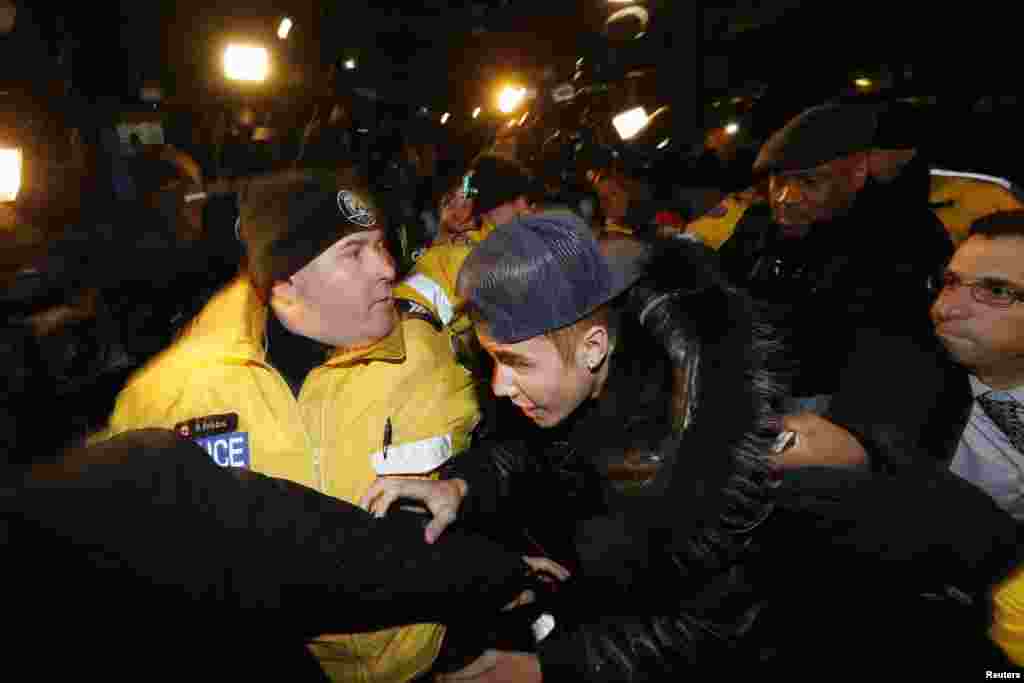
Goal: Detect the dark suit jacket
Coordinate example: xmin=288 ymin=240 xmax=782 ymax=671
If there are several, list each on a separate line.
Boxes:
xmin=718 ymin=165 xmax=965 ymax=471
xmin=828 ymin=323 xmax=973 ymax=472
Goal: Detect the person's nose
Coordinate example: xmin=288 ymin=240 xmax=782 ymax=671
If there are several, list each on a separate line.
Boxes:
xmin=374 ymin=241 xmax=397 ymax=283
xmin=931 ymin=280 xmax=974 ymax=323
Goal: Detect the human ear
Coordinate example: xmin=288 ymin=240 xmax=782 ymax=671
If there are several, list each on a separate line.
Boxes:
xmin=578 ymin=325 xmax=609 ymax=372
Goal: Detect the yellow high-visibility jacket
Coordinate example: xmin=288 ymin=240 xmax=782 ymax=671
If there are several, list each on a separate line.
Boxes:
xmin=101 ymin=275 xmax=481 ymax=683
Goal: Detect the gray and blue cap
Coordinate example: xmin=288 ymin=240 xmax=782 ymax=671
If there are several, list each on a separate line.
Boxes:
xmin=457 ymin=212 xmax=648 ymax=343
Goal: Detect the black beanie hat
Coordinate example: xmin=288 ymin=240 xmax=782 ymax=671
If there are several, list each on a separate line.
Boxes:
xmin=238 ymin=168 xmax=383 ymax=300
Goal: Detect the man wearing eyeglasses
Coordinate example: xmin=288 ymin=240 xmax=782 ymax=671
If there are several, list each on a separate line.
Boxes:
xmin=931 ymin=209 xmax=1024 ymax=519
xmin=774 ymin=208 xmax=1024 ymax=508
xmin=929 ymin=209 xmax=1024 ymax=666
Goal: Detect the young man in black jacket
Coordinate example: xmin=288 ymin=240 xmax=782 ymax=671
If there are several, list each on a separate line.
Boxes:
xmin=361 ymin=212 xmax=1020 ymax=680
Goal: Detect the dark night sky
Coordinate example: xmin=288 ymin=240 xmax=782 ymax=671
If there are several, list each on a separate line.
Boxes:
xmin=5 ymin=1 xmax=1010 ymax=120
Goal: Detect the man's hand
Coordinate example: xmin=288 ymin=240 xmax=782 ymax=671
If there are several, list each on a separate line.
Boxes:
xmin=776 ymin=413 xmax=869 ymax=469
xmin=522 ymin=556 xmax=571 ymax=583
xmin=359 ymin=477 xmax=467 ymax=543
xmin=435 ymin=650 xmax=542 ymax=682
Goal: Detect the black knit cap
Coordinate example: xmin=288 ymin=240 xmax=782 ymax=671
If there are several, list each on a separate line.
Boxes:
xmin=753 ymin=103 xmax=879 ymax=175
xmin=238 ymin=168 xmax=383 ymax=300
xmin=465 ymin=156 xmax=536 ymax=218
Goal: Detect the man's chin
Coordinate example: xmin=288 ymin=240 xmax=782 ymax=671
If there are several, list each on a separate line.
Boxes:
xmin=372 ymin=302 xmax=398 ymax=329
xmin=935 ymin=332 xmax=976 ymax=363
xmin=327 ymin=310 xmax=397 ymax=349
xmin=375 ymin=314 xmax=398 ymax=340
xmin=521 ymin=406 xmax=559 ymax=428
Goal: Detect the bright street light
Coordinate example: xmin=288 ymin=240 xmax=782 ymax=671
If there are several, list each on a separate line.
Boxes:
xmin=498 ymin=86 xmax=527 ymax=114
xmin=472 ymin=106 xmax=482 ymax=119
xmin=0 ymin=147 xmax=22 ymax=202
xmin=224 ymin=45 xmax=269 ymax=82
xmin=607 ymin=6 xmax=649 ymax=28
xmin=441 ymin=112 xmax=451 ymax=125
xmin=612 ymin=106 xmax=649 ymax=140
xmin=725 ymin=122 xmax=740 ymax=135
xmin=277 ymin=18 xmax=293 ymax=40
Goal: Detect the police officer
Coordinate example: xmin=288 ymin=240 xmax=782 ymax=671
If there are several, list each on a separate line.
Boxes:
xmin=99 ymin=168 xmax=482 ymax=683
xmin=395 ymin=156 xmax=537 ymax=331
xmin=0 ymin=240 xmax=537 ymax=682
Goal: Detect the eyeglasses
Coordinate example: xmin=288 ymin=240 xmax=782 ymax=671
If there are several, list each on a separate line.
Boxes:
xmin=929 ymin=270 xmax=1024 ymax=308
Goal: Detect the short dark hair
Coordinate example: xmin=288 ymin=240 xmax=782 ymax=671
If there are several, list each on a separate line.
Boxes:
xmin=466 ymin=156 xmax=538 ymax=218
xmin=968 ymin=210 xmax=1024 ymax=240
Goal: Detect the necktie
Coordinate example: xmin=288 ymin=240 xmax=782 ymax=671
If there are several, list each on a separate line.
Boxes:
xmin=977 ymin=392 xmax=1024 ymax=454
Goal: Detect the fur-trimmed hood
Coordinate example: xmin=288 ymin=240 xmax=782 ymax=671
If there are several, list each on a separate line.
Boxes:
xmin=577 ymin=235 xmax=789 ymax=561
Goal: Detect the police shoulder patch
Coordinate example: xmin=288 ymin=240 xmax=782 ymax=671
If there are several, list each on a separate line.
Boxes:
xmin=337 ymin=190 xmax=377 ymax=228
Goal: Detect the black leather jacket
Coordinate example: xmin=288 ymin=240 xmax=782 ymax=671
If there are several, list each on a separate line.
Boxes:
xmin=443 ymin=237 xmax=1018 ymax=677
xmin=3 ymin=429 xmax=533 ymax=680
xmin=443 ymin=239 xmax=788 ymax=680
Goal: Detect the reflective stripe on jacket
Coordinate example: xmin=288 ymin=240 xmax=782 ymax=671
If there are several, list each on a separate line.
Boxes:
xmin=928 ymin=169 xmax=1024 ymax=243
xmin=394 ymin=223 xmax=494 ymax=330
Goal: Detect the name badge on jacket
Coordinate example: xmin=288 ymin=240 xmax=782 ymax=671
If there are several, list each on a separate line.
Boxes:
xmin=175 ymin=413 xmax=250 ymax=469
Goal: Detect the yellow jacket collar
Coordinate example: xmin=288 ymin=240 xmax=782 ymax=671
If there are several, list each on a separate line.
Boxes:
xmin=179 ymin=275 xmax=268 ymax=360
xmin=326 ymin=320 xmax=406 ymax=366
